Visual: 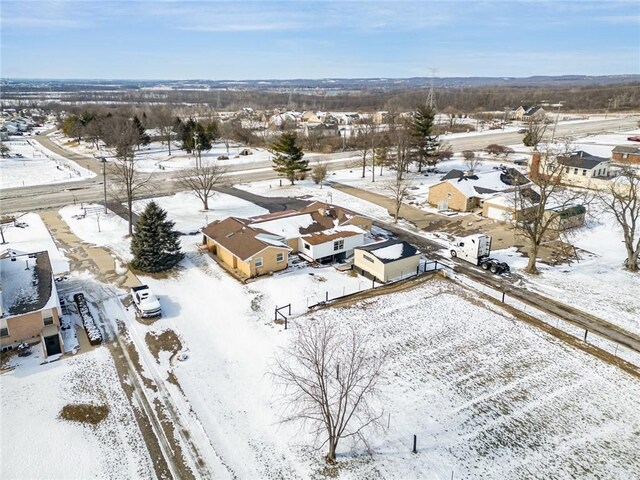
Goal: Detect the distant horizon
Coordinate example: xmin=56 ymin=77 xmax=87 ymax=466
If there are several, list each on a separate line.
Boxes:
xmin=3 ymin=73 xmax=640 ymax=83
xmin=2 ymin=1 xmax=638 ymax=80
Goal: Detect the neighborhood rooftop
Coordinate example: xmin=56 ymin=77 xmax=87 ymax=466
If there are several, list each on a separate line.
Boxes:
xmin=437 ymin=168 xmax=529 ymax=197
xmin=0 ymin=250 xmax=56 ymax=317
xmin=558 ymin=151 xmax=610 ymax=169
xmin=355 ymin=239 xmax=419 ymax=263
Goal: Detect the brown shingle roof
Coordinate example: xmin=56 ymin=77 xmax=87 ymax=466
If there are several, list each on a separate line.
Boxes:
xmin=202 ymin=217 xmax=287 ymax=261
xmin=302 ymin=229 xmax=362 ymax=245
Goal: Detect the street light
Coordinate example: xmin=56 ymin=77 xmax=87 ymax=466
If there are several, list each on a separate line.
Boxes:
xmin=101 ymin=157 xmax=108 ymax=214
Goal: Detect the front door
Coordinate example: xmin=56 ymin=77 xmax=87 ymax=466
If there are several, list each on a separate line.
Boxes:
xmin=44 ymin=335 xmax=62 ymax=356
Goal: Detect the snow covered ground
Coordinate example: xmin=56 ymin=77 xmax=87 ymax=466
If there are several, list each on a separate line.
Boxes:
xmin=1 ymin=347 xmax=154 ymax=479
xmin=0 ymin=212 xmax=69 ymax=274
xmin=133 ymin=257 xmax=640 ymax=478
xmin=0 ymin=137 xmax=95 ymax=189
xmin=492 ymin=203 xmax=640 ymax=334
xmin=131 ymin=191 xmax=269 ymax=233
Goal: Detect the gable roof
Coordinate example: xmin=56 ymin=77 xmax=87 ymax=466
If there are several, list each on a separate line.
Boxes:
xmin=355 ymin=240 xmax=419 ymax=264
xmin=1 ymin=250 xmax=56 ymax=317
xmin=433 ymin=168 xmax=530 ymax=198
xmin=523 ymin=106 xmax=544 ymax=116
xmin=202 ymin=217 xmax=288 ymax=261
xmin=558 ymin=151 xmax=610 ymax=170
xmin=249 ymin=202 xmax=362 ymax=239
xmin=613 ymin=145 xmax=640 ymax=155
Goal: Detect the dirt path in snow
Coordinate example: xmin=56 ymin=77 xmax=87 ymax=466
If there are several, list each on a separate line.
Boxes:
xmin=40 ymin=209 xmax=224 ymax=480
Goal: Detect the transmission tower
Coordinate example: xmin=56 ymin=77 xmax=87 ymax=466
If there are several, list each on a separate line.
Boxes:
xmin=426 ymin=68 xmax=438 ymax=111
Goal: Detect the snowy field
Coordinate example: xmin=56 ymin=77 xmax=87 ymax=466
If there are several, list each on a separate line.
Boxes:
xmin=1 ymin=343 xmax=154 ymax=479
xmin=134 ymin=260 xmax=640 ymax=479
xmin=0 ymin=137 xmax=95 ymax=189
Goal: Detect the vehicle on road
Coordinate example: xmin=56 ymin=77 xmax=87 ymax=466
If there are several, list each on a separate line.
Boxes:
xmin=450 ymin=234 xmax=510 ymax=274
xmin=132 ymin=285 xmax=162 ymax=318
xmin=627 ymin=135 xmax=640 ymax=142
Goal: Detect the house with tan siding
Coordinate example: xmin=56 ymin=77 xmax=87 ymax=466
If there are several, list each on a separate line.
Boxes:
xmin=201 ymin=218 xmax=290 ymax=280
xmin=428 ymin=168 xmax=530 ymax=212
xmin=353 ymin=240 xmax=421 ymax=283
xmin=0 ymin=250 xmax=64 ymax=357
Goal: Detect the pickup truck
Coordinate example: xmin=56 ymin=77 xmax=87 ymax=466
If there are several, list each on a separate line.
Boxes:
xmin=132 ymin=285 xmax=162 ymax=318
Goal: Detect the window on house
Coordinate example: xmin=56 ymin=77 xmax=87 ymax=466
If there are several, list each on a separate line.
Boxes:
xmin=447 ymin=193 xmax=452 ymax=199
xmin=565 ymin=167 xmax=569 ymax=173
xmin=255 ymin=257 xmax=263 ymax=267
xmin=304 ymin=243 xmax=310 ymax=250
xmin=582 ymin=169 xmax=587 ymax=176
xmin=0 ymin=328 xmax=8 ymax=338
xmin=363 ymin=254 xmax=375 ymax=263
xmin=333 ymin=239 xmax=344 ymax=251
xmin=276 ymin=252 xmax=284 ymax=263
xmin=43 ymin=316 xmax=54 ymax=326
xmin=574 ymin=168 xmax=578 ymax=175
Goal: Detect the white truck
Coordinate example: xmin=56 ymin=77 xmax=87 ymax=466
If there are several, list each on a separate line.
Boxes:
xmin=450 ymin=234 xmax=510 ymax=274
xmin=132 ymin=285 xmax=162 ymax=318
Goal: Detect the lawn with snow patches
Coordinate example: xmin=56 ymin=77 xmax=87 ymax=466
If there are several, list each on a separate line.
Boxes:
xmin=0 ymin=137 xmax=95 ymax=189
xmin=492 ymin=205 xmax=640 ymax=334
xmin=131 ymin=191 xmax=269 ymax=234
xmin=59 ymin=204 xmax=133 ymax=262
xmin=303 ymin=279 xmax=640 ymax=479
xmin=1 ymin=212 xmax=69 ymax=274
xmin=0 ymin=347 xmax=154 ymax=479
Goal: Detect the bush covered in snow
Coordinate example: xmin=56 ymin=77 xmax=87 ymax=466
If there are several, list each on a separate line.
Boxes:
xmin=73 ymin=293 xmax=103 ymax=346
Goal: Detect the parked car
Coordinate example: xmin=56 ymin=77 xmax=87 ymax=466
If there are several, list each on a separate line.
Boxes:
xmin=131 ymin=285 xmax=162 ymax=318
xmin=627 ymin=136 xmax=640 ymax=142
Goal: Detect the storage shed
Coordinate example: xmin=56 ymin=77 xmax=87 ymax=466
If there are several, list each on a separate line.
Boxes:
xmin=353 ymin=240 xmax=421 ymax=283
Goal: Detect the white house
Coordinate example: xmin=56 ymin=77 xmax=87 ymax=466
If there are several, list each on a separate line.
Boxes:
xmin=298 ymin=226 xmax=366 ymax=263
xmin=555 ymin=151 xmax=611 ymax=187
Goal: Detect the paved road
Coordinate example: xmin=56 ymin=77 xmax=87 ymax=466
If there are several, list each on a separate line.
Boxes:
xmin=2 ymin=116 xmax=637 ymax=216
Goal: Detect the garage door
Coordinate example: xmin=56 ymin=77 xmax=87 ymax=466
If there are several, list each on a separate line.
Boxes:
xmin=486 ymin=206 xmax=511 ymax=221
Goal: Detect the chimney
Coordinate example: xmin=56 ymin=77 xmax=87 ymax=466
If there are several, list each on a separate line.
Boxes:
xmin=530 ymin=151 xmax=541 ymax=180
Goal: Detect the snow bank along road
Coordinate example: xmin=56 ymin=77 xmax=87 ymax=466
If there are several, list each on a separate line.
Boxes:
xmin=2 ymin=116 xmax=637 ymax=215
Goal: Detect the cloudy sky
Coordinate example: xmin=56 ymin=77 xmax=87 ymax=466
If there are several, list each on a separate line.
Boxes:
xmin=2 ymin=0 xmax=639 ymax=79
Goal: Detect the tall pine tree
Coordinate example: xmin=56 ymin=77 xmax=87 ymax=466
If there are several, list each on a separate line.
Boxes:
xmin=130 ymin=201 xmax=184 ymax=272
xmin=270 ymin=132 xmax=308 ymax=185
xmin=410 ymin=106 xmax=439 ymax=172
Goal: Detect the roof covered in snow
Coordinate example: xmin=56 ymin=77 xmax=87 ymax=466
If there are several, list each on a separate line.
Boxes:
xmin=356 ymin=239 xmax=419 ymax=263
xmin=0 ymin=250 xmax=57 ymax=318
xmin=558 ymin=151 xmax=610 ymax=170
xmin=433 ymin=168 xmax=530 ymax=198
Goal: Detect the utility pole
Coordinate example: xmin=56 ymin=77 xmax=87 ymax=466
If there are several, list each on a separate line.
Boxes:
xmin=426 ymin=68 xmax=438 ymax=111
xmin=101 ymin=157 xmax=108 ymax=214
xmin=550 ymin=102 xmax=563 ymax=144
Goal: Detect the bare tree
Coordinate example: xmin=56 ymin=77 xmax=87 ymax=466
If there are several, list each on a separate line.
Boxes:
xmin=107 ymin=119 xmax=152 ymax=236
xmin=512 ymin=147 xmax=589 ymax=274
xmin=463 ymin=150 xmax=481 ymax=173
xmin=271 ymin=319 xmax=385 ymax=464
xmin=598 ymin=167 xmax=640 ymax=271
xmin=311 ymin=161 xmax=328 ymax=188
xmin=151 ymin=106 xmax=176 ymax=155
xmin=523 ymin=117 xmax=547 ymax=150
xmin=176 ymin=160 xmax=228 ymax=210
xmin=386 ymin=148 xmax=411 ymax=223
xmin=354 ymin=119 xmax=376 ymax=178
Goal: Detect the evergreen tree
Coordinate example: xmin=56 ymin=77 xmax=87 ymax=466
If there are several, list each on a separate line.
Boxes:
xmin=130 ymin=201 xmax=184 ymax=272
xmin=132 ymin=115 xmax=150 ymax=148
xmin=270 ymin=132 xmax=308 ymax=185
xmin=410 ymin=106 xmax=439 ymax=172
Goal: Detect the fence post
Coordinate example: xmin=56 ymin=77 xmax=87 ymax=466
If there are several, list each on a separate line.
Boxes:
xmin=412 ymin=435 xmax=417 ymax=454
xmin=326 ymin=291 xmax=329 ymax=302
xmin=372 ymin=278 xmax=375 ymax=289
xmin=416 ymin=266 xmax=419 ymax=276
xmin=284 ymin=317 xmax=287 ymax=330
xmin=501 ymin=291 xmax=505 ymax=303
xmin=274 ymin=307 xmax=277 ymax=321
xmin=435 ymin=260 xmax=438 ymax=271
xmin=584 ymin=329 xmax=588 ymax=343
xmin=288 ymin=304 xmax=291 ymax=315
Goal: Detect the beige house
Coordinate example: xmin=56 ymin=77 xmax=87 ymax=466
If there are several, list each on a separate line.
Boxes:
xmin=353 ymin=240 xmax=421 ymax=283
xmin=0 ymin=251 xmax=64 ymax=357
xmin=202 ymin=218 xmax=290 ymax=279
xmin=555 ymin=151 xmax=612 ymax=188
xmin=513 ymin=105 xmax=546 ymax=121
xmin=428 ymin=168 xmax=531 ymax=212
